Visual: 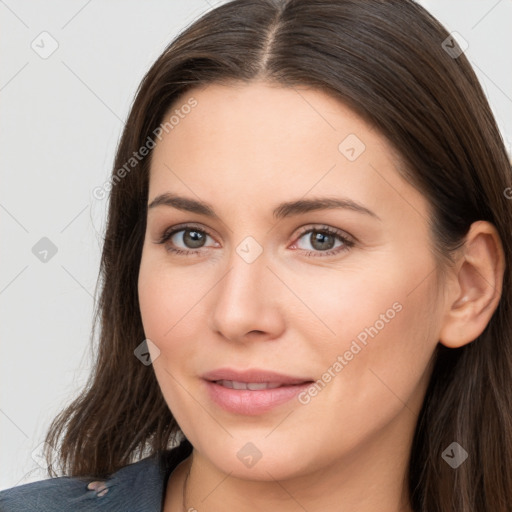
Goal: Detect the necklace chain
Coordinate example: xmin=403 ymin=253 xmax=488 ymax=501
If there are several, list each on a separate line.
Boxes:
xmin=182 ymin=463 xmax=192 ymax=512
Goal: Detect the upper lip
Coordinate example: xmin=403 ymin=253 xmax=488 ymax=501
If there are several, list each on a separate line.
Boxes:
xmin=202 ymin=368 xmax=313 ymax=385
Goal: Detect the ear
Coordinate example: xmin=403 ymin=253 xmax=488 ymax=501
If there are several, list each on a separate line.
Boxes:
xmin=439 ymin=220 xmax=505 ymax=348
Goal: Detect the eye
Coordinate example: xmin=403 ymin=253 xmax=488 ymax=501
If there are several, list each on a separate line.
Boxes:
xmin=154 ymin=223 xmax=355 ymax=258
xmin=291 ymin=225 xmax=355 ymax=257
xmin=155 ymin=224 xmax=218 ymax=256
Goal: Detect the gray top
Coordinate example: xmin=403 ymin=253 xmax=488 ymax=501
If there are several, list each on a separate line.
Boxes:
xmin=0 ymin=441 xmax=193 ymax=512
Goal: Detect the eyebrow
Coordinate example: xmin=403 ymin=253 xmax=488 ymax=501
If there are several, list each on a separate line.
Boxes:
xmin=147 ymin=193 xmax=381 ymax=221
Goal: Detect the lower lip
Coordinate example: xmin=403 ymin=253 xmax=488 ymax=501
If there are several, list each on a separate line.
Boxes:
xmin=204 ymin=380 xmax=312 ymax=415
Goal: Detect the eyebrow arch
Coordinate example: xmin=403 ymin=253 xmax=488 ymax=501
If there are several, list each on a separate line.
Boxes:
xmin=147 ymin=193 xmax=381 ymax=221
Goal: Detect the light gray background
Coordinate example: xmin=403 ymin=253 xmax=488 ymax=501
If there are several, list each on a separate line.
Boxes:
xmin=1 ymin=0 xmax=511 ymax=490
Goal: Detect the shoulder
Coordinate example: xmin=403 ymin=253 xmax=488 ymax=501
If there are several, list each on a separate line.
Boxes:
xmin=0 ymin=442 xmax=192 ymax=512
xmin=0 ymin=455 xmax=162 ymax=512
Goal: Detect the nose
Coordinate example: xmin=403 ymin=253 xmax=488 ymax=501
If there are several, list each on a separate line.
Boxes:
xmin=208 ymin=244 xmax=285 ymax=344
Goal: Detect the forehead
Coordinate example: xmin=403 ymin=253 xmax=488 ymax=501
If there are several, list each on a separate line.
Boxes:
xmin=156 ymin=81 xmax=379 ymax=161
xmin=148 ymin=81 xmax=428 ymax=225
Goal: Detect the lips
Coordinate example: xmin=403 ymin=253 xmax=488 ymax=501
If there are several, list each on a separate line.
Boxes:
xmin=202 ymin=368 xmax=314 ymax=415
xmin=215 ymin=380 xmax=284 ymax=390
xmin=202 ymin=368 xmax=312 ymax=386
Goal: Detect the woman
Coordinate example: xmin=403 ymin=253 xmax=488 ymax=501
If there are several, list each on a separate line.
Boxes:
xmin=1 ymin=0 xmax=511 ymax=511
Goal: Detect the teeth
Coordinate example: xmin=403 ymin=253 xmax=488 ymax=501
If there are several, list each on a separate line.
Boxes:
xmin=247 ymin=382 xmax=271 ymax=390
xmin=216 ymin=380 xmax=283 ymax=390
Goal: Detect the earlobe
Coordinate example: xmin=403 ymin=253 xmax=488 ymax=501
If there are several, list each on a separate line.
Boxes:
xmin=439 ymin=221 xmax=505 ymax=349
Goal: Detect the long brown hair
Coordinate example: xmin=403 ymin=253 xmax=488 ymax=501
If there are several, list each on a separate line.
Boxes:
xmin=44 ymin=1 xmax=512 ymax=510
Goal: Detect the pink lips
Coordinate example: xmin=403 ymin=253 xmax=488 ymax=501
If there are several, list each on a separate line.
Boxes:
xmin=202 ymin=368 xmax=313 ymax=415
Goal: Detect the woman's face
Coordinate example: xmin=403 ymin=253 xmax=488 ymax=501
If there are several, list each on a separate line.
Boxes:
xmin=138 ymin=81 xmax=445 ymax=481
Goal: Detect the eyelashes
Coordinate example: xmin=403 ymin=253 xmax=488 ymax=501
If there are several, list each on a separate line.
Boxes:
xmin=155 ymin=223 xmax=355 ymax=258
xmin=156 ymin=225 xmax=218 ymax=257
xmin=291 ymin=225 xmax=355 ymax=257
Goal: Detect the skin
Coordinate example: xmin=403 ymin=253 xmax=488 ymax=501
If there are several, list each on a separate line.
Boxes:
xmin=137 ymin=81 xmax=505 ymax=512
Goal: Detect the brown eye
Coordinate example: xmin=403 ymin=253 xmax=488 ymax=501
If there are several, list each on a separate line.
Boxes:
xmin=156 ymin=225 xmax=217 ymax=256
xmin=174 ymin=229 xmax=208 ymax=249
xmin=293 ymin=226 xmax=355 ymax=257
xmin=307 ymin=231 xmax=337 ymax=251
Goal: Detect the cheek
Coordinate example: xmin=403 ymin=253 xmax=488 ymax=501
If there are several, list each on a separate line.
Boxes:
xmin=138 ymin=251 xmax=202 ymax=346
xmin=302 ymin=241 xmax=438 ymax=383
xmin=138 ymin=270 xmax=172 ymax=346
xmin=137 ymin=256 xmax=203 ymax=418
xmin=310 ymin=260 xmax=439 ymax=426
